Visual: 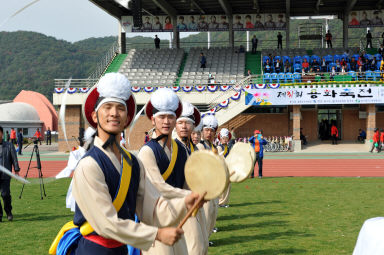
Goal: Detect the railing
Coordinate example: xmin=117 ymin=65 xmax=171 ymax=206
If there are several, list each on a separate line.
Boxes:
xmin=88 ymin=41 xmax=120 ymax=80
xmin=54 ymin=79 xmax=99 ymax=88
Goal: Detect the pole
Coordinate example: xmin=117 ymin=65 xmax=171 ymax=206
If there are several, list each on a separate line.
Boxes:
xmin=247 ymin=31 xmax=250 ymax=52
xmin=208 ymin=31 xmax=210 ymax=49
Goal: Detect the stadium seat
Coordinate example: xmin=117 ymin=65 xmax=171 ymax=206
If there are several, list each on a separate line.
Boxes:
xmin=277 ymin=73 xmax=285 ymax=83
xmin=374 ymin=71 xmax=381 ymax=81
xmin=376 ymin=62 xmax=381 ymax=70
xmin=365 ymin=71 xmax=373 ymax=81
xmin=283 ymin=56 xmax=291 ymax=64
xmin=293 ymin=63 xmax=302 ymax=73
xmin=285 ymin=72 xmax=293 ymax=83
xmin=294 ymin=56 xmax=302 ymax=64
xmin=333 ymin=55 xmax=340 ymax=63
xmin=348 ymin=71 xmax=357 ymax=81
xmin=293 ymin=72 xmax=302 ymax=83
xmin=328 ymin=63 xmax=336 ymax=72
xmin=303 ymin=55 xmax=310 ymax=63
xmin=263 ymin=73 xmax=272 ymax=83
xmin=263 ymin=56 xmax=271 ymax=64
xmin=270 ymin=73 xmax=278 ymax=83
xmin=375 ymin=54 xmax=382 ymax=61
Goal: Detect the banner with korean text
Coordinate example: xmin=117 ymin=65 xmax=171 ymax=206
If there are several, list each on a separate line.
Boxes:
xmin=244 ymin=86 xmax=384 ymax=106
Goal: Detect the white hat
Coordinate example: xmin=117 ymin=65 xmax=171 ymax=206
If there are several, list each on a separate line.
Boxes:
xmin=83 ymin=127 xmax=96 ymax=143
xmin=218 ymin=128 xmax=232 ymax=140
xmin=145 ymin=88 xmax=182 ymax=119
xmin=202 ymin=114 xmax=218 ymax=130
xmin=193 ymin=120 xmax=203 ymax=132
xmin=177 ymin=101 xmax=201 ymax=126
xmin=83 ymin=73 xmax=136 ymax=129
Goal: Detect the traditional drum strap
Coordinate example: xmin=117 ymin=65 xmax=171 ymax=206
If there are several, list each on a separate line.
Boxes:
xmin=223 ymin=145 xmax=228 ymax=157
xmin=162 ymin=139 xmax=178 ymax=181
xmin=48 ymin=149 xmax=133 ymax=255
xmin=190 ymin=142 xmax=195 ymax=153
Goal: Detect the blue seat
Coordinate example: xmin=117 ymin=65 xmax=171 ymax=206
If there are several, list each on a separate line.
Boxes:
xmin=277 ymin=73 xmax=285 ymax=83
xmin=348 ymin=71 xmax=357 ymax=81
xmin=333 ymin=55 xmax=340 ymax=63
xmin=293 ymin=72 xmax=301 ymax=83
xmin=365 ymin=54 xmax=372 ymax=60
xmin=294 ymin=56 xmax=302 ymax=64
xmin=374 ymin=70 xmax=381 ymax=81
xmin=377 ymin=62 xmax=381 ymax=70
xmin=375 ymin=54 xmax=382 ymax=61
xmin=274 ymin=56 xmax=282 ymax=62
xmin=293 ymin=63 xmax=302 ymax=73
xmin=285 ymin=72 xmax=293 ymax=83
xmin=365 ymin=71 xmax=373 ymax=81
xmin=303 ymin=55 xmax=310 ymax=63
xmin=283 ymin=56 xmax=291 ymax=64
xmin=263 ymin=73 xmax=272 ymax=83
xmin=270 ymin=73 xmax=278 ymax=83
xmin=263 ymin=56 xmax=271 ymax=64
xmin=352 ymin=54 xmax=359 ymax=60
xmin=328 ymin=63 xmax=336 ymax=72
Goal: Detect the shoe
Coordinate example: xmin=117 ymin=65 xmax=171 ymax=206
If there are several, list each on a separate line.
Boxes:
xmin=208 ymin=241 xmax=214 ymax=247
xmin=258 ymin=176 xmax=262 ymax=179
xmin=7 ymin=213 xmax=13 ymax=221
xmin=212 ymin=227 xmax=218 ymax=233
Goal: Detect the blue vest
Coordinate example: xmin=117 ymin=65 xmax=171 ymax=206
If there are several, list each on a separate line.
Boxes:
xmin=146 ymin=139 xmax=187 ymax=189
xmin=219 ymin=144 xmax=231 ymax=157
xmin=73 ymin=146 xmax=140 ymax=229
xmin=175 ymin=138 xmax=197 ymax=156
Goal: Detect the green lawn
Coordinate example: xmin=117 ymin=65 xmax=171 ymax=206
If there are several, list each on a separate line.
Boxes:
xmin=1 ymin=177 xmax=383 ymax=254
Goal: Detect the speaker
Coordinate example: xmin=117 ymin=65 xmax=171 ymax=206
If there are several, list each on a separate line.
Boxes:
xmin=132 ymin=0 xmax=142 ymax=28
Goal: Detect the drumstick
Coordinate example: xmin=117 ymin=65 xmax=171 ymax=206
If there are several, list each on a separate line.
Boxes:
xmin=178 ymin=191 xmax=207 ymax=229
xmin=230 ymin=171 xmax=235 ymax=177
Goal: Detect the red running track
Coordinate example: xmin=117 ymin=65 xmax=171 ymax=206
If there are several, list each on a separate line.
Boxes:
xmin=261 ymin=159 xmax=384 ymax=177
xmin=16 ymin=159 xmax=384 ymax=178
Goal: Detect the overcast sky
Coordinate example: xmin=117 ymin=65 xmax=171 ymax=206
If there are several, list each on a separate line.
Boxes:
xmin=0 ymin=0 xmax=183 ymax=42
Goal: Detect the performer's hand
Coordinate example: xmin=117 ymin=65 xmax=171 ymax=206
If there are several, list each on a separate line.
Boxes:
xmin=185 ymin=192 xmax=204 ymax=211
xmin=156 ymin=227 xmax=184 ymax=246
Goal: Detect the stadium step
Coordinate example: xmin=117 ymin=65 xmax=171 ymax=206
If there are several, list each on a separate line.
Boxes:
xmin=104 ymin=54 xmax=127 ymax=74
xmin=175 ymin=52 xmax=188 ymax=86
xmin=245 ymin=52 xmax=262 ymax=75
xmin=365 ymin=48 xmax=378 ymax=55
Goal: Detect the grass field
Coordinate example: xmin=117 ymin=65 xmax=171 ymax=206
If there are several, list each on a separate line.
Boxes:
xmin=0 ymin=177 xmax=383 ymax=254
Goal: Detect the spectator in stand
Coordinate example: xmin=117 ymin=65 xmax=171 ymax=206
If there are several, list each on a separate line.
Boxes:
xmin=335 ymin=59 xmax=341 ymax=72
xmin=33 ymin=128 xmax=42 ymax=145
xmin=357 ymin=57 xmax=363 ymax=71
xmin=284 ymin=60 xmax=291 ymax=73
xmin=249 ymin=130 xmax=268 ymax=179
xmin=274 ymin=59 xmax=282 ymax=73
xmin=371 ymin=57 xmax=377 ymax=71
xmin=154 ymin=35 xmax=160 ymax=49
xmin=364 ymin=58 xmax=371 ymax=72
xmin=358 ymin=129 xmax=366 ymax=143
xmin=46 ymin=127 xmax=52 ymax=145
xmin=5 ymin=131 xmax=10 ymax=142
xmin=340 ymin=65 xmax=346 ymax=74
xmin=277 ymin=32 xmax=283 ymax=49
xmin=144 ymin=131 xmax=150 ymax=144
xmin=325 ymin=30 xmax=333 ymax=48
xmin=340 ymin=57 xmax=347 ymax=68
xmin=370 ymin=128 xmax=380 ymax=153
xmin=350 ymin=57 xmax=357 ymax=71
xmin=251 ymin=35 xmax=258 ymax=54
xmin=239 ymin=45 xmax=245 ymax=53
xmin=247 ymin=69 xmax=252 ymax=76
xmin=366 ymin=30 xmax=373 ymax=49
xmin=331 ymin=123 xmax=339 ymax=145
xmin=344 ymin=49 xmax=350 ymax=58
xmin=380 ymin=129 xmax=384 ymax=152
xmin=378 ymin=44 xmax=384 ymax=57
xmin=321 ymin=58 xmax=327 ymax=72
xmin=311 ymin=59 xmax=320 ymax=72
xmin=200 ymin=52 xmax=206 ymax=68
xmin=302 ymin=58 xmax=309 ymax=73
xmin=264 ymin=59 xmax=272 ymax=73
xmin=17 ymin=129 xmax=23 ymax=155
xmin=330 ymin=66 xmax=337 ymax=80
xmin=10 ymin=128 xmax=16 ymax=145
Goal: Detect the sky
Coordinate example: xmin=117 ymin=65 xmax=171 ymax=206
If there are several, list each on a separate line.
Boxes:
xmin=0 ymin=0 xmax=188 ymax=42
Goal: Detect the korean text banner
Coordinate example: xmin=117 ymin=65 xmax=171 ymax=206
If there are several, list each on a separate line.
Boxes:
xmin=244 ymin=86 xmax=384 ymax=106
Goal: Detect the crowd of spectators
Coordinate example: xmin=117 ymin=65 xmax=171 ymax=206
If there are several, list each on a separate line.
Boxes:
xmin=263 ymin=49 xmax=384 ymax=76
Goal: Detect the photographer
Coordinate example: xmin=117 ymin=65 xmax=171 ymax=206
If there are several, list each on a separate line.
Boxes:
xmin=0 ymin=126 xmax=20 ymax=222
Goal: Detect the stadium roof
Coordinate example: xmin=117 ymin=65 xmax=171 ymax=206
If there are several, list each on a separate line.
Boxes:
xmin=90 ymin=0 xmax=381 ymax=18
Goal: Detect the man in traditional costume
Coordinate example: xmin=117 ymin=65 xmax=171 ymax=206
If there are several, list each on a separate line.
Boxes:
xmin=49 ymin=73 xmax=201 ymax=255
xmin=217 ymin=128 xmax=232 ymax=208
xmin=138 ymin=91 xmax=208 ymax=255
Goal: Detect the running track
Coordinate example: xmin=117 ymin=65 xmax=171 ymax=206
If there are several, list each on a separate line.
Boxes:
xmin=18 ymin=157 xmax=384 ymax=178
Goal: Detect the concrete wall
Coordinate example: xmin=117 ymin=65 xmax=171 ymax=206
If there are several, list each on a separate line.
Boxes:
xmin=58 ymin=105 xmax=83 ymax=152
xmin=342 ymin=109 xmax=366 ymax=140
xmin=301 ymin=110 xmax=317 ymax=142
xmin=125 ymin=116 xmax=152 ymax=151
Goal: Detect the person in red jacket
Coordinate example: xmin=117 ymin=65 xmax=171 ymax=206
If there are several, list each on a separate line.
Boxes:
xmin=370 ymin=128 xmax=380 ymax=153
xmin=331 ymin=123 xmax=339 ymax=145
xmin=380 ymin=129 xmax=384 ymax=153
xmin=10 ymin=128 xmax=16 ymax=145
xmin=33 ymin=128 xmax=42 ymax=145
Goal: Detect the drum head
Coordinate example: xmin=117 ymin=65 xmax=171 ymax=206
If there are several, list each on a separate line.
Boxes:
xmin=226 ymin=142 xmax=256 ymax=183
xmin=185 ymin=151 xmax=229 ymax=200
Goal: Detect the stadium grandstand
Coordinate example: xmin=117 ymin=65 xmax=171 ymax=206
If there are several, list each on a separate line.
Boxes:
xmin=53 ymin=0 xmax=384 ymax=152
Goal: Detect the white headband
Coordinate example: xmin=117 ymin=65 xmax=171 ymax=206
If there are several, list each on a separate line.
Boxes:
xmin=95 ymin=98 xmax=127 ymax=112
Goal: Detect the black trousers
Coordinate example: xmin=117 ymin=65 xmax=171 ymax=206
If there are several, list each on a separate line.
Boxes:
xmin=0 ymin=178 xmax=12 ymax=217
xmin=252 ymin=44 xmax=257 ymax=53
xmin=252 ymin=152 xmax=263 ymax=177
xmin=277 ymin=41 xmax=282 ymax=49
xmin=17 ymin=142 xmax=22 ymax=155
xmin=46 ymin=136 xmax=51 ymax=145
xmin=332 ymin=135 xmax=338 ymax=145
xmin=327 ymin=40 xmax=332 ymax=48
xmin=367 ymin=40 xmax=372 ymax=48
